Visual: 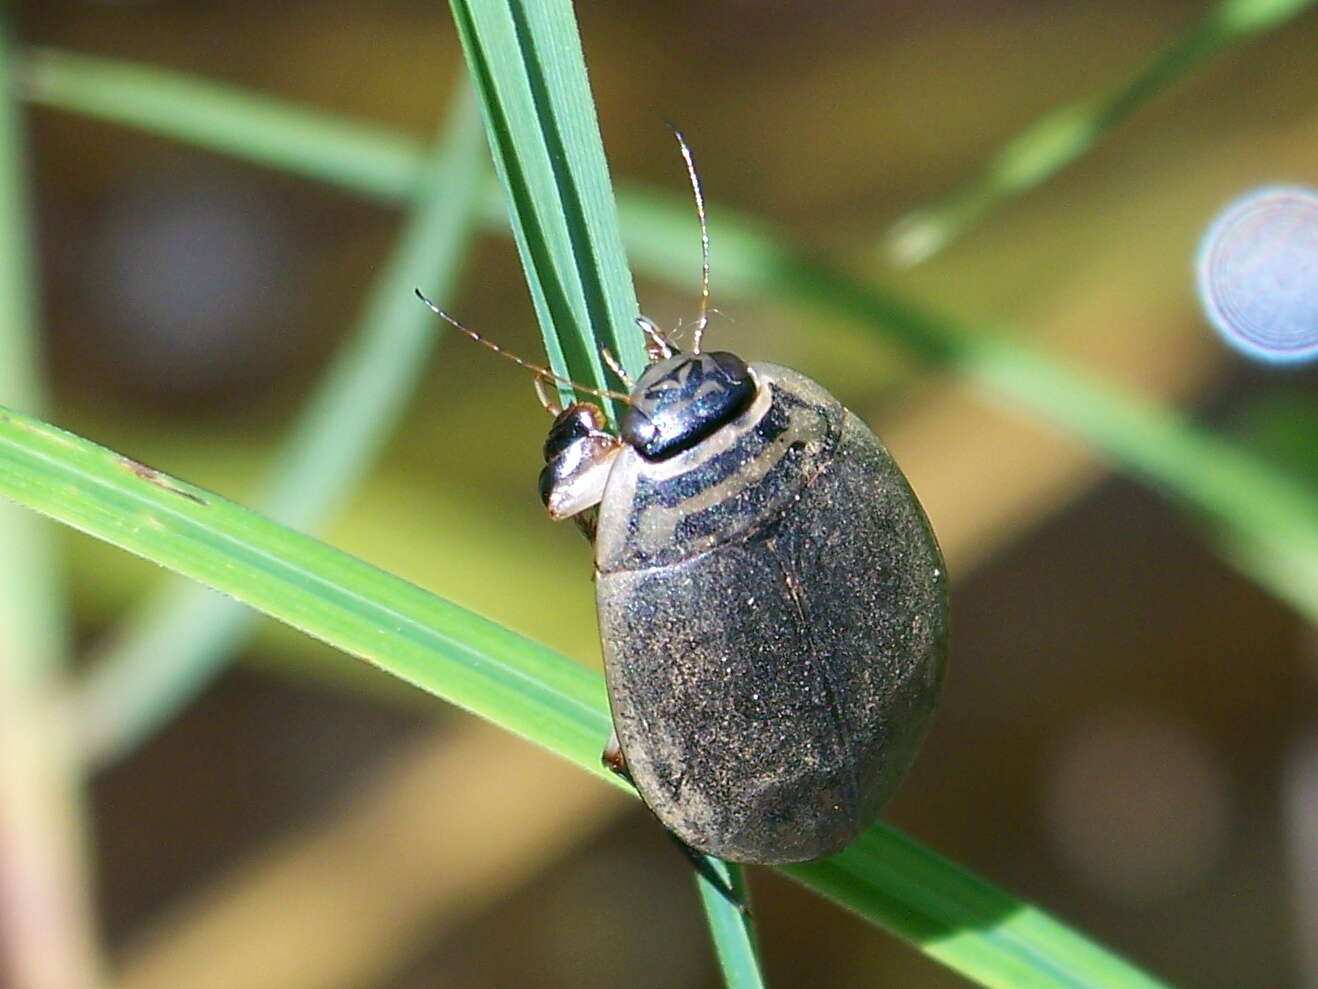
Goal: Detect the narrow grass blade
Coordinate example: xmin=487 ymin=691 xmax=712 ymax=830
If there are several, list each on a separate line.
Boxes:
xmin=448 ymin=0 xmax=645 ymax=420
xmin=784 ymin=826 xmax=1165 ymax=988
xmin=0 ymin=404 xmax=1164 ymax=988
xmin=0 ymin=404 xmax=616 ymax=775
xmin=71 ymin=86 xmax=487 ymax=767
xmin=698 ymin=862 xmax=764 ymax=989
xmin=0 ymin=13 xmax=103 ymax=987
xmin=21 ymin=52 xmax=1318 ymax=620
xmin=883 ymin=0 xmax=1318 ymax=265
xmin=446 ymin=7 xmax=758 ymax=977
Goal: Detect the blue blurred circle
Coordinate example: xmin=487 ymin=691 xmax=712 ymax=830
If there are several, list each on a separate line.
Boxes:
xmin=1195 ymin=186 xmax=1318 ymax=365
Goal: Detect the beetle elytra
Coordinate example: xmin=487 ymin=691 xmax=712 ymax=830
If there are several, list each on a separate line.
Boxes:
xmin=421 ymin=131 xmax=947 ymax=866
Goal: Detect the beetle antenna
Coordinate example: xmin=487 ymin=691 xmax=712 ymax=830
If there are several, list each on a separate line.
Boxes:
xmin=415 ymin=290 xmax=632 ymax=404
xmin=668 ymin=124 xmax=711 ymax=354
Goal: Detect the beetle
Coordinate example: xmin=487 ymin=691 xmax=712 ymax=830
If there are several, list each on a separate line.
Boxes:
xmin=419 ymin=131 xmax=947 ymax=866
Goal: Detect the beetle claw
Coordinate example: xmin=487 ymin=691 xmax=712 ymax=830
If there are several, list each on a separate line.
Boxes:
xmin=601 ymin=731 xmax=631 ymax=782
xmin=663 ymin=831 xmax=751 ymax=915
xmin=603 ymin=732 xmax=749 ymax=913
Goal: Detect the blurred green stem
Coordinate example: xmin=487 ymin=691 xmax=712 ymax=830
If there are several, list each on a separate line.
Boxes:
xmin=0 ymin=10 xmax=104 ymax=988
xmin=72 ymin=83 xmax=487 ymax=768
xmin=448 ymin=0 xmax=645 ymax=421
xmin=883 ymin=0 xmax=1318 ymax=264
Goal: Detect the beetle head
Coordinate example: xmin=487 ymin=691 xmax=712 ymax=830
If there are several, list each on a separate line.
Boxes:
xmin=620 ymin=351 xmax=757 ymax=460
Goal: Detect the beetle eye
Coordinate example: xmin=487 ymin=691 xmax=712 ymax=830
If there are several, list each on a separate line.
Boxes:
xmin=621 ymin=352 xmax=756 ymax=460
xmin=543 ymin=405 xmax=604 ymax=462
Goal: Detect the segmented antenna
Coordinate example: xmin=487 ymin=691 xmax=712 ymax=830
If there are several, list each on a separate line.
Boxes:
xmin=415 ymin=290 xmax=633 ymax=404
xmin=668 ymin=125 xmax=711 ymax=354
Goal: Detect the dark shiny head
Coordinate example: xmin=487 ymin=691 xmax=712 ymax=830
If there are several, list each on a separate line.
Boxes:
xmin=620 ymin=351 xmax=757 ymax=460
xmin=542 ymin=403 xmax=606 ymax=463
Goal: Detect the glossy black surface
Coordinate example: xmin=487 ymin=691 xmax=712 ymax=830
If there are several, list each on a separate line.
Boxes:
xmin=543 ymin=405 xmax=601 ymax=462
xmin=620 ymin=351 xmax=756 ymax=460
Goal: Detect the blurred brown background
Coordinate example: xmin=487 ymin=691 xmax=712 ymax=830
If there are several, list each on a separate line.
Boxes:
xmin=14 ymin=1 xmax=1318 ymax=986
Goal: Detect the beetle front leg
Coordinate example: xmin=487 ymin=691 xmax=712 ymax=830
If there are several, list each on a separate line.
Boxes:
xmin=601 ymin=729 xmax=630 ymax=780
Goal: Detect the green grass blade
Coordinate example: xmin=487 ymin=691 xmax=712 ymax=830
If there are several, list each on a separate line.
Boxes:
xmin=785 ymin=827 xmax=1164 ymax=988
xmin=73 ymin=85 xmax=488 ymax=767
xmin=19 ymin=52 xmax=1318 ymax=617
xmin=0 ymin=404 xmax=615 ymax=773
xmin=698 ymin=862 xmax=764 ymax=989
xmin=0 ymin=404 xmax=1164 ymax=988
xmin=448 ymin=0 xmax=645 ymax=421
xmin=0 ymin=13 xmax=103 ymax=987
xmin=883 ymin=0 xmax=1318 ymax=264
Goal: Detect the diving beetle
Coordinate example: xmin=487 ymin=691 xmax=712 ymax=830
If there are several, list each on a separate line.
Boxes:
xmin=419 ymin=132 xmax=948 ymax=866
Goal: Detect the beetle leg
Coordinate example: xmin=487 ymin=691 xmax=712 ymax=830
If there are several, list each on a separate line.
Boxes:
xmin=533 ymin=374 xmax=562 ymax=417
xmin=601 ymin=732 xmax=749 ymax=912
xmin=664 ymin=832 xmax=750 ymax=914
xmin=601 ymin=729 xmax=629 ymax=779
xmin=572 ymin=508 xmax=601 ymax=544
